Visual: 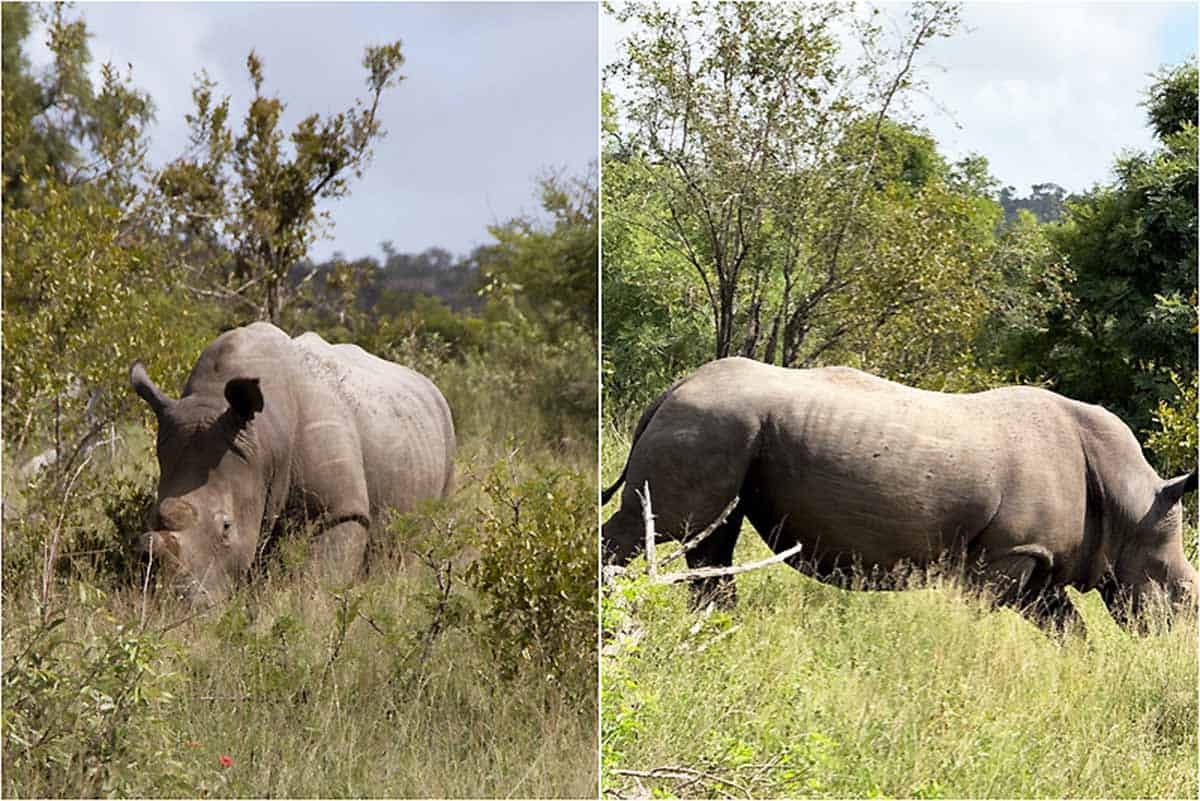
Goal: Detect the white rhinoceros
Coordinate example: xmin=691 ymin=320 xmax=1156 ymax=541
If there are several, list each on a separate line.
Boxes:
xmin=131 ymin=322 xmax=455 ymax=602
xmin=603 ymin=358 xmax=1197 ymax=625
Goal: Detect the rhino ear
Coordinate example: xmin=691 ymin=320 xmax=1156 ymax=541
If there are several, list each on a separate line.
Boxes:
xmin=1159 ymin=470 xmax=1198 ymax=507
xmin=130 ymin=361 xmax=172 ymax=417
xmin=224 ymin=377 xmax=264 ymax=422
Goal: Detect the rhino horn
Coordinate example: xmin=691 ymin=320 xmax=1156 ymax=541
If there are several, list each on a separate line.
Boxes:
xmin=130 ymin=361 xmax=173 ymax=417
xmin=1159 ymin=469 xmax=1198 ymax=507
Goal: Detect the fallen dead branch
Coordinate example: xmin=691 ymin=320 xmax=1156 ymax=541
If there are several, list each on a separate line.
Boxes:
xmin=656 ymin=542 xmax=803 ymax=584
xmin=612 ymin=766 xmax=751 ymax=797
xmin=660 ymin=494 xmax=741 ymax=568
xmin=637 ymin=483 xmax=801 ymax=585
xmin=635 ymin=481 xmax=656 ymax=578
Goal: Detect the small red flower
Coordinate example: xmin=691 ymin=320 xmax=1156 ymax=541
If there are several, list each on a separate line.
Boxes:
xmin=219 ymin=754 xmax=233 ymax=769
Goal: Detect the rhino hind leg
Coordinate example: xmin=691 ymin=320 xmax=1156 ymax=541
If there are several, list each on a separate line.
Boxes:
xmin=684 ymin=507 xmax=745 ymax=610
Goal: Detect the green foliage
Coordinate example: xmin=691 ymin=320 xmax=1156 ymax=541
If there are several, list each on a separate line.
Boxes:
xmin=819 ymin=179 xmax=1002 ymax=389
xmin=477 ymin=170 xmax=598 ymax=342
xmin=1 ymin=4 xmax=154 ymax=209
xmin=602 ymin=140 xmax=713 ymax=419
xmin=157 ymin=44 xmax=405 ymax=323
xmin=1142 ymin=58 xmax=1198 ymax=141
xmin=468 ymin=460 xmax=597 ymax=695
xmin=2 ymin=185 xmax=211 ymax=454
xmin=2 ymin=604 xmax=179 ymax=797
xmin=1145 ymin=370 xmax=1199 ymax=478
xmin=605 ymin=0 xmax=963 ymax=366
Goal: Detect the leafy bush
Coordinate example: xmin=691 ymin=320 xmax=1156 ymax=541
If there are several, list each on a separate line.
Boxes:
xmin=3 ymin=431 xmax=157 ymax=597
xmin=2 ymin=599 xmax=180 ymax=797
xmin=468 ymin=460 xmax=596 ymax=695
xmin=1145 ymin=369 xmax=1198 ymax=477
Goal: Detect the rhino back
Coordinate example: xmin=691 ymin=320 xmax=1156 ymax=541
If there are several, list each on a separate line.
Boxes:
xmin=291 ymin=333 xmax=454 ymax=515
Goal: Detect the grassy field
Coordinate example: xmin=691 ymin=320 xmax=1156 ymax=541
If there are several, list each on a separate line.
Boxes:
xmin=601 ymin=425 xmax=1199 ymax=799
xmin=2 ymin=354 xmax=599 ymax=799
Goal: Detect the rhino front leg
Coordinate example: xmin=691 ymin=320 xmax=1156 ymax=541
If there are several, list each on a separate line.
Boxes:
xmin=315 ymin=517 xmax=370 ymax=582
xmin=972 ymin=544 xmax=1076 ymax=630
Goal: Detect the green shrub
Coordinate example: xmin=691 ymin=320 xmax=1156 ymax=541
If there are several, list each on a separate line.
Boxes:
xmin=1145 ymin=369 xmax=1198 ymax=477
xmin=468 ymin=459 xmax=597 ymax=696
xmin=2 ymin=598 xmax=181 ymax=797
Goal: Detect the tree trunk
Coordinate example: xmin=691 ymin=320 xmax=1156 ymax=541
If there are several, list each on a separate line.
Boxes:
xmin=265 ymin=278 xmax=279 ymax=324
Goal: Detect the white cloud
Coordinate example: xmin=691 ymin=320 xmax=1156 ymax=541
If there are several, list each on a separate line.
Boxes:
xmin=910 ymin=2 xmax=1186 ymax=194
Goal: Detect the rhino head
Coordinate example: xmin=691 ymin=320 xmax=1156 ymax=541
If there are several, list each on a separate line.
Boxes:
xmin=131 ymin=361 xmax=269 ymax=604
xmin=1110 ymin=470 xmax=1199 ymax=622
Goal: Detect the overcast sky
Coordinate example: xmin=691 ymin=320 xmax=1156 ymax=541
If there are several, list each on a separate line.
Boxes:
xmin=28 ymin=2 xmax=598 ymax=263
xmin=603 ymin=2 xmax=1196 ymax=197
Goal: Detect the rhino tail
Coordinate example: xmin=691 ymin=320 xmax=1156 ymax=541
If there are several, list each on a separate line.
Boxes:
xmin=602 ymin=375 xmax=691 ymax=506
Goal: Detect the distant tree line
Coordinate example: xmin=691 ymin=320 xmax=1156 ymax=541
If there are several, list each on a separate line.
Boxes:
xmin=999 ymin=183 xmax=1068 ymax=225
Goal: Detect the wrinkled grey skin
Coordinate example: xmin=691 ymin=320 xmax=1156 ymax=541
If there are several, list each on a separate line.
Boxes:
xmin=132 ymin=322 xmax=455 ymax=603
xmin=603 ymin=358 xmax=1198 ymax=625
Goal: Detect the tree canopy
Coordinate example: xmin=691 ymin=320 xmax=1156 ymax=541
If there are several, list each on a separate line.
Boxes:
xmin=602 ymin=1 xmax=1195 ymax=473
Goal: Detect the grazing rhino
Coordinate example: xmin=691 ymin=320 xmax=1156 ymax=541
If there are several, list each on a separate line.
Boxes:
xmin=131 ymin=322 xmax=455 ymax=603
xmin=603 ymin=358 xmax=1198 ymax=625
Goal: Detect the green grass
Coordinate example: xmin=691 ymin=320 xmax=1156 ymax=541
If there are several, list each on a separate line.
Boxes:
xmin=3 ymin=356 xmax=598 ymax=798
xmin=601 ymin=428 xmax=1199 ymax=799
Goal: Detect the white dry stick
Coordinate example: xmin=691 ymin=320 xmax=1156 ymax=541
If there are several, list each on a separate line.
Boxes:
xmin=637 ymin=480 xmax=656 ymax=579
xmin=140 ymin=536 xmax=154 ymax=632
xmin=656 ymin=541 xmax=804 ymax=585
xmin=660 ymin=495 xmax=740 ymax=569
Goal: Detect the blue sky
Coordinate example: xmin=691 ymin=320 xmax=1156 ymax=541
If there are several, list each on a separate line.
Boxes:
xmin=27 ymin=2 xmax=599 ymax=262
xmin=604 ymin=2 xmax=1197 ymax=198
